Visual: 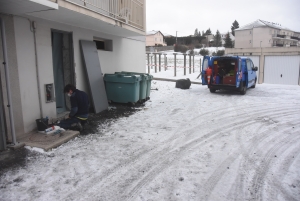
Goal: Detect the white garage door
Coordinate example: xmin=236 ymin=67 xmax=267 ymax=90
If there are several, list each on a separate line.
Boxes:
xmin=264 ymin=55 xmax=300 ymax=85
xmin=248 ymin=56 xmax=260 ymax=83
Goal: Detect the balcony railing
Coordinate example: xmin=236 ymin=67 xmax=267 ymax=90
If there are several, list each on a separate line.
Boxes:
xmin=276 ymin=34 xmax=285 ymax=38
xmin=291 ymin=36 xmax=300 ymax=40
xmin=65 ymin=0 xmax=144 ymax=31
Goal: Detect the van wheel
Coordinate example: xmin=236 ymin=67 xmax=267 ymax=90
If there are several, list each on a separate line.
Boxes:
xmin=251 ymin=79 xmax=257 ymax=88
xmin=240 ymin=82 xmax=247 ymax=95
xmin=210 ymin=88 xmax=216 ymax=93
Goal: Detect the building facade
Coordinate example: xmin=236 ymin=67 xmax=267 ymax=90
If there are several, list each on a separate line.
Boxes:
xmin=146 ymin=30 xmax=166 ymax=47
xmin=225 ymin=47 xmax=300 ymax=86
xmin=0 ymin=0 xmax=146 ymax=145
xmin=220 ymin=32 xmax=235 ymax=46
xmin=235 ymin=19 xmax=300 ymax=48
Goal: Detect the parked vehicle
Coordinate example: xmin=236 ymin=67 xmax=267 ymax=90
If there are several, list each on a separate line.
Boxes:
xmin=202 ymin=56 xmax=258 ymax=95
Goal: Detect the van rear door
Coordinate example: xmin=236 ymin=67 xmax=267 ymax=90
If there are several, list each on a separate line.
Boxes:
xmin=202 ymin=56 xmax=211 ymax=85
xmin=236 ymin=57 xmax=242 ymax=88
xmin=246 ymin=59 xmax=256 ymax=87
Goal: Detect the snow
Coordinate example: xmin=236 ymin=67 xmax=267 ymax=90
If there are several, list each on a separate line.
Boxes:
xmin=1 ymin=77 xmax=300 ymax=200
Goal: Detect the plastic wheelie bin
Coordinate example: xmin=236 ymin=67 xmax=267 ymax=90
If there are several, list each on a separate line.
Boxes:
xmin=120 ymin=71 xmax=153 ymax=100
xmin=115 ymin=72 xmax=148 ymax=102
xmin=103 ymin=74 xmax=141 ymax=104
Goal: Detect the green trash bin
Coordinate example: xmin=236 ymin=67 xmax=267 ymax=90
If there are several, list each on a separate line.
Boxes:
xmin=116 ymin=72 xmax=148 ymax=101
xmin=104 ymin=74 xmax=141 ymax=104
xmin=121 ymin=71 xmax=153 ymax=100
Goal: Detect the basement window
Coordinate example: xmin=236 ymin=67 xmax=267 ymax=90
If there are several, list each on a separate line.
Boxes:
xmin=93 ymin=37 xmax=113 ymax=51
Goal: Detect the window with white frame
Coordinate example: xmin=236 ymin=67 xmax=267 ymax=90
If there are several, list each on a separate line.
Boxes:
xmin=250 ymin=40 xmax=252 ymax=44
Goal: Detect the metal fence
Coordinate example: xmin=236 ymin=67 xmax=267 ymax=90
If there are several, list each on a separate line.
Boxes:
xmin=65 ymin=0 xmax=144 ymax=30
xmin=146 ymin=53 xmax=202 ymax=77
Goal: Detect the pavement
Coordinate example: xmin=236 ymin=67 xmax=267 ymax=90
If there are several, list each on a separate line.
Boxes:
xmin=18 ymin=130 xmax=80 ymax=151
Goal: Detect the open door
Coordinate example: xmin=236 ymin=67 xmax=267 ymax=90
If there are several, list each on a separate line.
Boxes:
xmin=202 ymin=56 xmax=211 ymax=85
xmin=236 ymin=57 xmax=242 ymax=88
xmin=51 ymin=30 xmax=74 ymax=114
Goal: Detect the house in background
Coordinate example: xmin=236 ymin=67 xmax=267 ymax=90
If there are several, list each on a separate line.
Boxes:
xmin=146 ymin=30 xmax=166 ymax=46
xmin=221 ymin=32 xmax=235 ymax=46
xmin=235 ymin=19 xmax=300 ymax=48
xmin=0 ymin=0 xmax=146 ymax=146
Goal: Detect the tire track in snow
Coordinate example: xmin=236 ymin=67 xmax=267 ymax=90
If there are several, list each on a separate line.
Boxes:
xmin=270 ymin=144 xmax=300 ymax=201
xmin=200 ymin=113 xmax=299 ymax=201
xmin=63 ymin=96 xmax=245 ymax=200
xmin=65 ymin=103 xmax=299 ymax=200
xmin=250 ymin=129 xmax=300 ymax=201
xmin=227 ymin=118 xmax=299 ymax=201
xmin=123 ymin=107 xmax=300 ymax=201
xmin=122 ymin=106 xmax=300 ymax=200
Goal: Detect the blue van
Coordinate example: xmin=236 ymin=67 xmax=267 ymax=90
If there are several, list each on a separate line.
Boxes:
xmin=202 ymin=56 xmax=258 ymax=95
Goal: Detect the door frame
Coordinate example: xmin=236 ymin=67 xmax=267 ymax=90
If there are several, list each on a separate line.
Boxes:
xmin=51 ymin=29 xmax=75 ymax=114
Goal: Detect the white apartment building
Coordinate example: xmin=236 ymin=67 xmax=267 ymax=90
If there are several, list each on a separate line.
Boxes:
xmin=235 ymin=19 xmax=300 ymax=48
xmin=0 ymin=0 xmax=146 ymax=146
xmin=146 ymin=30 xmax=166 ymax=46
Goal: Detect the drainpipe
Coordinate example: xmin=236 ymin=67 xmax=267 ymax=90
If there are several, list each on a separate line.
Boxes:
xmin=31 ymin=21 xmax=43 ymax=118
xmin=0 ymin=17 xmax=17 ymax=145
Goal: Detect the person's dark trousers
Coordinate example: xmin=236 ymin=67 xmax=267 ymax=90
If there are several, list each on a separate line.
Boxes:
xmin=58 ymin=117 xmax=80 ymax=130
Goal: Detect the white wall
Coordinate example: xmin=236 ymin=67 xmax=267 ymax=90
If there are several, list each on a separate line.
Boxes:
xmin=253 ymin=27 xmax=272 ymax=48
xmin=13 ymin=16 xmax=145 ymax=133
xmin=235 ymin=29 xmax=253 ymax=48
xmin=13 ymin=17 xmax=40 ymax=133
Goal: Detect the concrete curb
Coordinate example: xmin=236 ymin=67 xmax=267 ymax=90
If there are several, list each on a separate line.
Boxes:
xmin=153 ymin=77 xmax=202 ymax=85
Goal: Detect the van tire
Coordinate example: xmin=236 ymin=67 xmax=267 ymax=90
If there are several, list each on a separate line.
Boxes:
xmin=240 ymin=82 xmax=247 ymax=95
xmin=210 ymin=88 xmax=216 ymax=93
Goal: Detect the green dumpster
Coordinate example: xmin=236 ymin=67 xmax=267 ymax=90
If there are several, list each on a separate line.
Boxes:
xmin=103 ymin=74 xmax=141 ymax=104
xmin=116 ymin=72 xmax=148 ymax=101
xmin=121 ymin=71 xmax=153 ymax=100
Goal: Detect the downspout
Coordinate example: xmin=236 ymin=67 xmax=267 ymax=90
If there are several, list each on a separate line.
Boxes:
xmin=0 ymin=17 xmax=17 ymax=145
xmin=30 ymin=21 xmax=43 ymax=118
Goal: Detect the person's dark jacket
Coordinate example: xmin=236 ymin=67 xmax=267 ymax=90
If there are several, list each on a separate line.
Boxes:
xmin=69 ymin=89 xmax=89 ymax=119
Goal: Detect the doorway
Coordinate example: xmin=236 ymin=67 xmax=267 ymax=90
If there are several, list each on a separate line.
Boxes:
xmin=51 ymin=30 xmax=74 ymax=114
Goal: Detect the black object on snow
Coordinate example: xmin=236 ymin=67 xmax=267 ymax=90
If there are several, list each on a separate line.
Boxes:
xmin=175 ymin=78 xmax=191 ymax=89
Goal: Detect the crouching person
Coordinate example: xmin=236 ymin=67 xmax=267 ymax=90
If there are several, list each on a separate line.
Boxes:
xmin=58 ymin=84 xmax=89 ymax=131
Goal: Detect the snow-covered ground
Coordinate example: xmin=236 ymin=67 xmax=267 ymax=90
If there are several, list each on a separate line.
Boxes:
xmin=1 ymin=81 xmax=300 ymax=201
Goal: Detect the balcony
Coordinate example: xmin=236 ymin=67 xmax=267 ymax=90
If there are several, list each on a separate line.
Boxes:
xmin=276 ymin=34 xmax=285 ymax=38
xmin=291 ymin=36 xmax=300 ymax=40
xmin=0 ymin=0 xmax=145 ymax=37
xmin=63 ymin=0 xmax=145 ymax=31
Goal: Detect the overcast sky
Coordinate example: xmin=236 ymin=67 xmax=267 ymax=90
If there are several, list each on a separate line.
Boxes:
xmin=146 ymin=0 xmax=300 ymax=36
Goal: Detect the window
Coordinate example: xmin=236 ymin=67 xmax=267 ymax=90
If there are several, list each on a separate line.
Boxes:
xmin=93 ymin=37 xmax=113 ymax=51
xmin=203 ymin=59 xmax=208 ymax=70
xmin=250 ymin=31 xmax=252 ymax=34
xmin=246 ymin=60 xmax=253 ymax=71
xmin=249 ymin=40 xmax=252 ymax=44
